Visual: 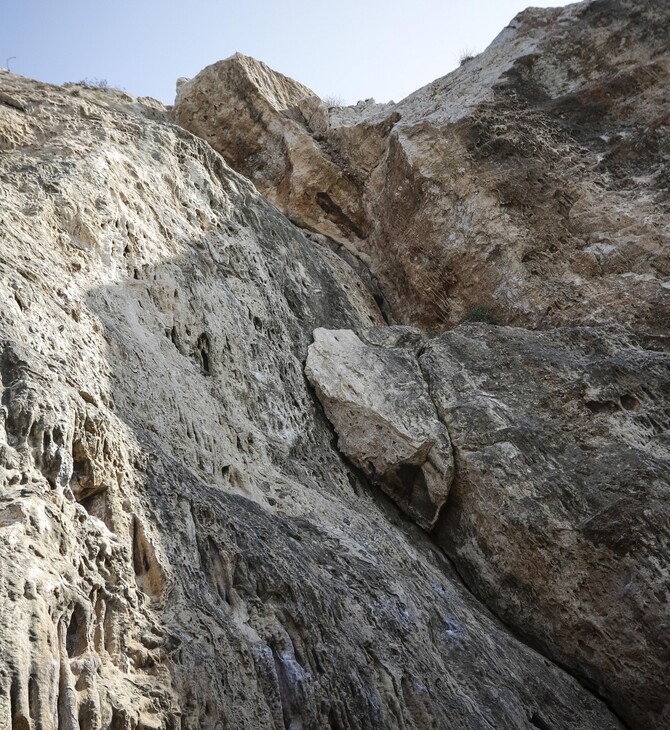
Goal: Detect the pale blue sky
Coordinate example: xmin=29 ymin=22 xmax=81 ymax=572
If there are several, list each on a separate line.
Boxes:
xmin=2 ymin=0 xmax=574 ymax=104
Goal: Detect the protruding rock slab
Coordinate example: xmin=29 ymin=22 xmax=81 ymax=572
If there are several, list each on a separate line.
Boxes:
xmin=174 ymin=4 xmax=670 ymax=339
xmin=306 ymin=327 xmax=453 ymax=529
xmin=171 ymin=53 xmax=375 ymax=247
xmin=421 ymin=323 xmax=670 ymax=729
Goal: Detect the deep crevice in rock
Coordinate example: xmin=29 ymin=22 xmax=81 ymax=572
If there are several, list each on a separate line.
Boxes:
xmin=303 ymin=230 xmax=394 ymax=325
xmin=315 ymin=191 xmax=366 ymax=240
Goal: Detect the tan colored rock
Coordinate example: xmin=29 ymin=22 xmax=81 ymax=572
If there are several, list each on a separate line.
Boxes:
xmin=305 ymin=327 xmax=453 ymax=529
xmin=172 ymin=53 xmax=374 ymax=250
xmin=0 ymin=69 xmax=624 ymax=729
xmin=174 ymin=0 xmax=670 ymax=339
xmin=367 ymin=0 xmax=670 ymax=336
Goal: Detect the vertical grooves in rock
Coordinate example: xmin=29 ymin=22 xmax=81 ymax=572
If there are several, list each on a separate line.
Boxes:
xmin=4 ymin=3 xmax=669 ymax=722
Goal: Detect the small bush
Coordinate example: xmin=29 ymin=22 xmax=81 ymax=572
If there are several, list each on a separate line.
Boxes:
xmin=463 ymin=305 xmax=499 ymax=325
xmin=77 ymin=78 xmax=109 ymax=88
xmin=323 ymin=94 xmax=346 ymax=107
xmin=458 ymin=50 xmax=476 ymax=66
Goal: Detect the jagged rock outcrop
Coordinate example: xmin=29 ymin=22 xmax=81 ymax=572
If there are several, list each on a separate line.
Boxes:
xmin=172 ymin=53 xmax=374 ymax=252
xmin=306 ymin=323 xmax=670 ymax=729
xmin=305 ymin=327 xmax=453 ymax=529
xmin=0 ymin=69 xmax=628 ymax=730
xmin=173 ymin=0 xmax=670 ymax=338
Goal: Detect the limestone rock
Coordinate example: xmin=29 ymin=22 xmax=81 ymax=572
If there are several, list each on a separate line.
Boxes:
xmin=305 ymin=321 xmax=670 ymax=728
xmin=0 ymin=69 xmax=625 ymax=729
xmin=421 ymin=324 xmax=670 ymax=730
xmin=171 ymin=53 xmax=374 ymax=249
xmin=305 ymin=328 xmax=453 ymax=529
xmin=173 ymin=0 xmax=670 ymax=338
xmin=175 ymin=76 xmax=190 ymax=94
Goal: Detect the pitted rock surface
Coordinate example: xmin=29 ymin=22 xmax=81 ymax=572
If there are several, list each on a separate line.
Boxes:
xmin=3 ymin=1 xmax=670 ymax=728
xmin=0 ymin=69 xmax=627 ymax=729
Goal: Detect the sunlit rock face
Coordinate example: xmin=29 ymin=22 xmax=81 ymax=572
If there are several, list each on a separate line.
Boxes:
xmin=0 ymin=69 xmax=627 ymax=730
xmin=305 ymin=326 xmax=454 ymax=530
xmin=172 ymin=53 xmax=374 ymax=252
xmin=0 ymin=0 xmax=669 ymax=728
xmin=174 ymin=0 xmax=670 ymax=339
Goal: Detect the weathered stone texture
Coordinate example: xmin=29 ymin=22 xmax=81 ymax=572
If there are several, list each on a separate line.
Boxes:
xmin=0 ymin=69 xmax=625 ymax=729
xmin=2 ymin=0 xmax=669 ymax=727
xmin=304 ymin=321 xmax=670 ymax=729
xmin=172 ymin=53 xmax=373 ymax=250
xmin=305 ymin=327 xmax=453 ymax=530
xmin=172 ymin=22 xmax=670 ymax=724
xmin=173 ymin=0 xmax=670 ymax=339
xmin=421 ymin=324 xmax=670 ymax=730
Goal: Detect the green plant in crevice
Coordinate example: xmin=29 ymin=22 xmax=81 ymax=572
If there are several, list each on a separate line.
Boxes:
xmin=458 ymin=49 xmax=477 ymax=66
xmin=462 ymin=305 xmax=499 ymax=325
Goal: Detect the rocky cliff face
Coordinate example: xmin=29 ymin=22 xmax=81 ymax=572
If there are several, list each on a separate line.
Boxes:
xmin=0 ymin=0 xmax=668 ymax=729
xmin=174 ymin=0 xmax=670 ymax=339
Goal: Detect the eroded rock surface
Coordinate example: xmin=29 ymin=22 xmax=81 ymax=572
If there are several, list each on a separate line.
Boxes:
xmin=0 ymin=69 xmax=626 ymax=729
xmin=305 ymin=327 xmax=453 ymax=530
xmin=173 ymin=0 xmax=670 ymax=338
xmin=306 ymin=322 xmax=670 ymax=729
xmin=420 ymin=324 xmax=670 ymax=729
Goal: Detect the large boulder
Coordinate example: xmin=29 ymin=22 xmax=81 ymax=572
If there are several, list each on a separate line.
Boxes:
xmin=421 ymin=323 xmax=670 ymax=729
xmin=305 ymin=327 xmax=453 ymax=529
xmin=173 ymin=0 xmax=670 ymax=338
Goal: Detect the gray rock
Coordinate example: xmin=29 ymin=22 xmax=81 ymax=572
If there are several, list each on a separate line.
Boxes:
xmin=0 ymin=70 xmax=624 ymax=729
xmin=421 ymin=323 xmax=670 ymax=729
